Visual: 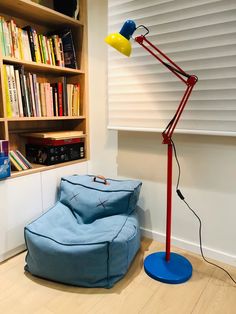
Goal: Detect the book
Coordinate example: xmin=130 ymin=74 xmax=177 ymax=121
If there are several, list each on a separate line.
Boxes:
xmin=14 ymin=69 xmax=24 ymax=117
xmin=9 ymin=151 xmax=24 ymax=171
xmin=22 ymin=130 xmax=84 ymax=140
xmin=23 ymin=25 xmax=36 ymax=62
xmin=0 ymin=140 xmax=9 ymax=156
xmin=3 ymin=65 xmax=12 ymax=117
xmin=62 ymin=77 xmax=68 ymax=116
xmin=15 ymin=150 xmax=32 ymax=169
xmin=0 ymin=17 xmax=6 ymax=56
xmin=23 ymin=74 xmax=31 ymax=116
xmin=27 ymin=136 xmax=83 ymax=146
xmin=10 ymin=150 xmax=28 ymax=170
xmin=58 ymin=28 xmax=77 ymax=69
xmin=57 ymin=82 xmax=63 ymax=116
xmin=39 ymin=83 xmax=46 ymax=116
xmin=9 ymin=65 xmax=19 ymax=117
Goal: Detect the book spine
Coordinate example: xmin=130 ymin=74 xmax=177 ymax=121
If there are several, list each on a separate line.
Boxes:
xmin=57 ymin=82 xmax=63 ymax=116
xmin=9 ymin=153 xmax=22 ymax=171
xmin=39 ymin=83 xmax=46 ymax=117
xmin=44 ymin=83 xmax=51 ymax=116
xmin=3 ymin=65 xmax=12 ymax=117
xmin=7 ymin=22 xmax=13 ymax=57
xmin=9 ymin=151 xmax=24 ymax=171
xmin=14 ymin=69 xmax=24 ymax=117
xmin=9 ymin=65 xmax=19 ymax=117
xmin=28 ymin=73 xmax=36 ymax=116
xmin=5 ymin=65 xmax=15 ymax=117
xmin=49 ymin=38 xmax=56 ymax=66
xmin=33 ymin=29 xmax=41 ymax=63
xmin=0 ymin=17 xmax=6 ymax=57
xmin=23 ymin=74 xmax=32 ymax=116
xmin=18 ymin=28 xmax=24 ymax=60
xmin=2 ymin=19 xmax=10 ymax=57
xmin=15 ymin=150 xmax=32 ymax=169
xmin=36 ymin=82 xmax=42 ymax=117
xmin=32 ymin=73 xmax=40 ymax=116
xmin=23 ymin=26 xmax=36 ymax=62
xmin=62 ymin=77 xmax=68 ymax=116
xmin=18 ymin=66 xmax=28 ymax=117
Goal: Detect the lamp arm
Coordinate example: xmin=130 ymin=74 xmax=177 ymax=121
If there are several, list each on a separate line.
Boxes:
xmin=134 ymin=35 xmax=198 ymax=143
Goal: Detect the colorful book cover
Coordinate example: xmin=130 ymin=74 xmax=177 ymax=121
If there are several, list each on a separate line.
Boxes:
xmin=15 ymin=150 xmax=32 ymax=169
xmin=3 ymin=65 xmax=12 ymax=117
xmin=57 ymin=82 xmax=63 ymax=116
xmin=23 ymin=25 xmax=36 ymax=62
xmin=2 ymin=19 xmax=10 ymax=57
xmin=0 ymin=17 xmax=6 ymax=57
xmin=9 ymin=151 xmax=24 ymax=171
xmin=0 ymin=140 xmax=9 ymax=156
xmin=14 ymin=69 xmax=24 ymax=117
xmin=59 ymin=28 xmax=77 ymax=68
xmin=9 ymin=65 xmax=19 ymax=117
xmin=39 ymin=83 xmax=46 ymax=116
xmin=10 ymin=150 xmax=28 ymax=170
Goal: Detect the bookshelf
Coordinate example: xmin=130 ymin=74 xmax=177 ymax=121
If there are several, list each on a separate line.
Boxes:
xmin=0 ymin=0 xmax=89 ymax=177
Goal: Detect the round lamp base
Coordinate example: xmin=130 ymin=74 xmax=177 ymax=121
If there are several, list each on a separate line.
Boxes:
xmin=144 ymin=252 xmax=192 ymax=284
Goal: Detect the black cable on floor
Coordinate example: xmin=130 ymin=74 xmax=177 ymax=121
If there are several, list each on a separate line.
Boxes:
xmin=171 ymin=138 xmax=236 ymax=286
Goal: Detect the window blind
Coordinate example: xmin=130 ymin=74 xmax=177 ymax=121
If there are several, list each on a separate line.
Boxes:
xmin=107 ymin=0 xmax=236 ymax=135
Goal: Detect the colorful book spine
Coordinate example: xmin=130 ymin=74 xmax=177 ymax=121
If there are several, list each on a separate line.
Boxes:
xmin=3 ymin=65 xmax=12 ymax=117
xmin=9 ymin=150 xmax=24 ymax=171
xmin=15 ymin=150 xmax=32 ymax=169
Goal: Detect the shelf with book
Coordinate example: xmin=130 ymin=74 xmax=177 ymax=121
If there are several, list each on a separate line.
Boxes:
xmin=0 ymin=0 xmax=84 ymax=28
xmin=6 ymin=115 xmax=86 ymax=121
xmin=0 ymin=0 xmax=89 ymax=177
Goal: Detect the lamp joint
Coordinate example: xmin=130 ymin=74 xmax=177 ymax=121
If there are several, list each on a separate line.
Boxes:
xmin=187 ymin=75 xmax=198 ymax=86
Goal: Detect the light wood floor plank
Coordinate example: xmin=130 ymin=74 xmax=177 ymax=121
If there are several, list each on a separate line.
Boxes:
xmin=0 ymin=238 xmax=235 ymax=314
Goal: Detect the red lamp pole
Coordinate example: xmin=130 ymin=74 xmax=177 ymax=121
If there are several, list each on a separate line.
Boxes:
xmin=135 ymin=35 xmax=198 ymax=262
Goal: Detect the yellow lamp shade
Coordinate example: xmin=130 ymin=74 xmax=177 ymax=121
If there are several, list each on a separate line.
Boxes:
xmin=105 ymin=33 xmax=132 ymax=57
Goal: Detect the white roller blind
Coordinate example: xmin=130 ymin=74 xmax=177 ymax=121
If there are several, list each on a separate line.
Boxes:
xmin=107 ymin=0 xmax=236 ymax=135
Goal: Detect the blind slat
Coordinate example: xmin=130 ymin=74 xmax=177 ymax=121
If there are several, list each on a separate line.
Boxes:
xmin=107 ymin=0 xmax=236 ymax=135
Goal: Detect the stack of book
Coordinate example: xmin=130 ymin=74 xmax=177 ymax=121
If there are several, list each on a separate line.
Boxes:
xmin=0 ymin=16 xmax=77 ymax=69
xmin=23 ymin=131 xmax=85 ymax=165
xmin=9 ymin=150 xmax=32 ymax=171
xmin=3 ymin=64 xmax=80 ymax=118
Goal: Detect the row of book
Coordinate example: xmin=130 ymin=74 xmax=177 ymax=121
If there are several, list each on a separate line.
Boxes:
xmin=9 ymin=150 xmax=32 ymax=171
xmin=0 ymin=16 xmax=77 ymax=69
xmin=3 ymin=64 xmax=81 ymax=118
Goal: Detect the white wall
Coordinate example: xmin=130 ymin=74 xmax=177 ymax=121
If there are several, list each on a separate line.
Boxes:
xmin=87 ymin=0 xmax=117 ymax=177
xmin=87 ymin=1 xmax=236 ymax=266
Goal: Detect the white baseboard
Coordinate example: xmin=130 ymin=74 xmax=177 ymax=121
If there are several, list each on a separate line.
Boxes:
xmin=141 ymin=227 xmax=236 ymax=267
xmin=0 ymin=244 xmax=26 ymax=263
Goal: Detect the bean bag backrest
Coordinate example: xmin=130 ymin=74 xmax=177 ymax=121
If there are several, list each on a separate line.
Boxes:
xmin=59 ymin=175 xmax=142 ymax=224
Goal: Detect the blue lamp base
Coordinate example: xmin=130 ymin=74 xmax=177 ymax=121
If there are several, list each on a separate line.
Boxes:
xmin=144 ymin=252 xmax=192 ymax=284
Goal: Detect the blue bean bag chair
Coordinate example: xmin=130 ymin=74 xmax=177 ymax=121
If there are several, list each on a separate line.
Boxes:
xmin=24 ymin=175 xmax=142 ymax=288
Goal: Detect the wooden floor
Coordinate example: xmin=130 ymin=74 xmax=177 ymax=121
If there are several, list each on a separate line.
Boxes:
xmin=0 ymin=238 xmax=236 ymax=314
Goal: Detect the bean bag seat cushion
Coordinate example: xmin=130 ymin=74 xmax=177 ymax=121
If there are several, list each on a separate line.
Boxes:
xmin=24 ymin=175 xmax=142 ymax=288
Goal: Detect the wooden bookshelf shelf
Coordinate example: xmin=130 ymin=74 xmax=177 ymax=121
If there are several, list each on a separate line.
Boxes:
xmin=10 ymin=158 xmax=87 ymax=178
xmin=3 ymin=57 xmax=85 ymax=75
xmin=0 ymin=0 xmax=84 ymax=28
xmin=6 ymin=116 xmax=86 ymax=121
xmin=0 ymin=0 xmax=89 ymax=178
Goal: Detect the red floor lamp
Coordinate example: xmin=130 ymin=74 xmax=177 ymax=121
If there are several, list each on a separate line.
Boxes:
xmin=105 ymin=20 xmax=198 ymax=284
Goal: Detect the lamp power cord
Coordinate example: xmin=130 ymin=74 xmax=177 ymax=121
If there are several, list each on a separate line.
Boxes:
xmin=171 ymin=139 xmax=236 ymax=286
